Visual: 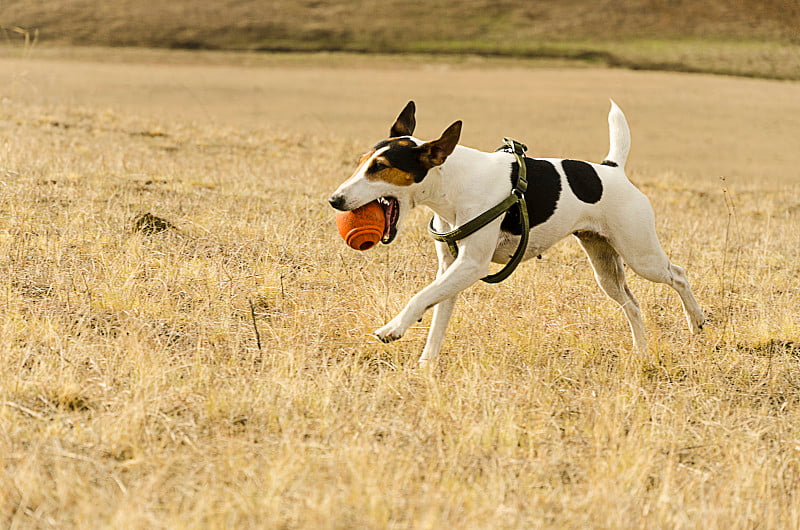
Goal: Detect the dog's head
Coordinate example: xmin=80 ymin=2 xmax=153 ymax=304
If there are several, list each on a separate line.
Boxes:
xmin=328 ymin=101 xmax=461 ymax=244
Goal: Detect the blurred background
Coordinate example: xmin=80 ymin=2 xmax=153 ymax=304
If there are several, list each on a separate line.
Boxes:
xmin=2 ymin=0 xmax=799 ymax=79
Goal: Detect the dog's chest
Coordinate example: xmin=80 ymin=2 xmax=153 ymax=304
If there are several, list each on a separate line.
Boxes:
xmin=492 ymin=231 xmax=550 ymax=264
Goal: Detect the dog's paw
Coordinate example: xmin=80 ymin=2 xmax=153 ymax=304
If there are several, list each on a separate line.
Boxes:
xmin=374 ymin=322 xmax=404 ymax=343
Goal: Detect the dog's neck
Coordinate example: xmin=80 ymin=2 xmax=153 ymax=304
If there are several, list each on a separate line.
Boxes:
xmin=412 ymin=145 xmax=514 ymax=226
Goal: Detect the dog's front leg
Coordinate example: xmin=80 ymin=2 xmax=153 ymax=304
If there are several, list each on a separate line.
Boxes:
xmin=373 ymin=256 xmax=486 ymax=344
xmin=418 ymin=296 xmax=456 ymax=365
xmin=374 ymin=223 xmax=497 ymax=350
xmin=418 ymin=238 xmax=458 ymax=365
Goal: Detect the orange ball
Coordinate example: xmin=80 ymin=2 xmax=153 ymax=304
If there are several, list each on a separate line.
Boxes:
xmin=335 ymin=200 xmax=385 ymax=251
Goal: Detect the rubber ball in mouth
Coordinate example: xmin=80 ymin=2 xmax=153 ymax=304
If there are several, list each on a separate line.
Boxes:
xmin=335 ymin=200 xmax=385 ymax=251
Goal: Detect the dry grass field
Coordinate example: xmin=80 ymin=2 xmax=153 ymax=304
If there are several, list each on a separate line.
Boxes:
xmin=1 ymin=48 xmax=800 ymax=528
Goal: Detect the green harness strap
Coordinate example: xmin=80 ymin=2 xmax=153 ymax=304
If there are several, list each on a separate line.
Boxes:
xmin=428 ymin=137 xmax=530 ymax=284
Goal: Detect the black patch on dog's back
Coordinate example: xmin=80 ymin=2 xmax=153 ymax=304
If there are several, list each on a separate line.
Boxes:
xmin=562 ymin=159 xmax=603 ymax=204
xmin=501 ymin=159 xmax=561 ymax=235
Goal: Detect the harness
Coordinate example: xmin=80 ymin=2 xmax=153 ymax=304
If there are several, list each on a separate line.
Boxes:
xmin=428 ymin=138 xmax=530 ymax=284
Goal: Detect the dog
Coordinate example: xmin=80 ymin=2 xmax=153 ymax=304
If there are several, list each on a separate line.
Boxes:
xmin=328 ymin=101 xmax=704 ymax=365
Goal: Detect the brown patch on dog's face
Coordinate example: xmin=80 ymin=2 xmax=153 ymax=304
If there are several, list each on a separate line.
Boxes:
xmin=364 ymin=155 xmax=417 ymax=186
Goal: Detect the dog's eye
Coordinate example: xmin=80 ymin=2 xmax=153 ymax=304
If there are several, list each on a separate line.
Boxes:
xmin=372 ymin=161 xmax=388 ymax=172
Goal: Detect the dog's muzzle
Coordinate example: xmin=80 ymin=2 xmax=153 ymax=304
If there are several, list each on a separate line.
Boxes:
xmin=328 ymin=194 xmax=347 ymax=211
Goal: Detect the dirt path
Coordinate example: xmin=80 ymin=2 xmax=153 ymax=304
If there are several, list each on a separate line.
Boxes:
xmin=2 ymin=51 xmax=799 ymax=184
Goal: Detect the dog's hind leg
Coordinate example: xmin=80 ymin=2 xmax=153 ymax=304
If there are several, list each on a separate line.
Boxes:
xmin=575 ymin=231 xmax=648 ymax=352
xmin=667 ymin=262 xmax=705 ymax=333
xmin=626 ymin=254 xmax=704 ymax=335
xmin=609 ymin=228 xmax=705 ymax=335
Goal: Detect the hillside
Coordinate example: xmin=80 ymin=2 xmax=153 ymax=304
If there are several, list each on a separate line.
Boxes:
xmin=2 ymin=0 xmax=800 ymax=79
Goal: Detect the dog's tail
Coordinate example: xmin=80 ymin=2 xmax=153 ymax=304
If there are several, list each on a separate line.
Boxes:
xmin=603 ymin=99 xmax=630 ymax=169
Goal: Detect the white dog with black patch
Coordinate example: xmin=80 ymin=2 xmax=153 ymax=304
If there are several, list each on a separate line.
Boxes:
xmin=328 ymin=101 xmax=704 ymax=365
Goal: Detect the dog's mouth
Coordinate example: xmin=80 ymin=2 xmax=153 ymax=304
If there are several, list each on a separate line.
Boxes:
xmin=378 ymin=196 xmax=400 ymax=244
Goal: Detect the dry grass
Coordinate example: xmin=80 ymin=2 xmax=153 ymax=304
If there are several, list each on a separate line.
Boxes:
xmin=1 ymin=50 xmax=800 ymax=528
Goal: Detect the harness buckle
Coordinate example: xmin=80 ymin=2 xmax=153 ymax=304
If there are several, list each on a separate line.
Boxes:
xmin=503 ymin=137 xmax=528 ymax=195
xmin=513 ymin=168 xmax=528 ymax=194
xmin=503 ymin=137 xmax=528 ymax=156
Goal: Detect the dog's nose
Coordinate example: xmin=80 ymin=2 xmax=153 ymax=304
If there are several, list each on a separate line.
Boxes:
xmin=328 ymin=194 xmax=347 ymax=211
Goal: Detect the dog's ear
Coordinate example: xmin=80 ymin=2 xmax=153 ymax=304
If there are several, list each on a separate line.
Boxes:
xmin=390 ymin=101 xmax=416 ymax=137
xmin=418 ymin=121 xmax=462 ymax=168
